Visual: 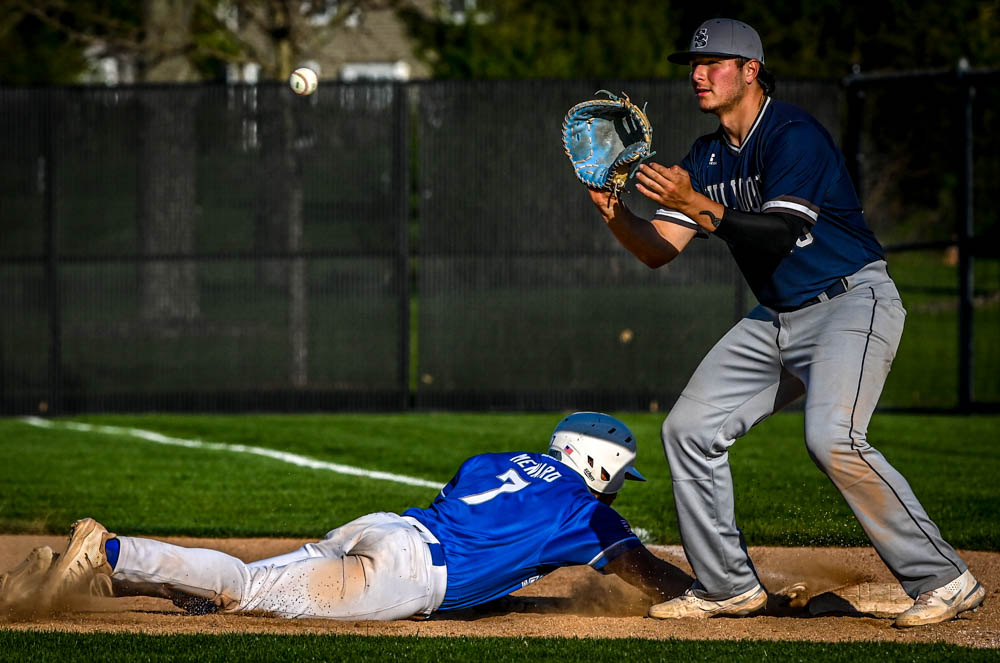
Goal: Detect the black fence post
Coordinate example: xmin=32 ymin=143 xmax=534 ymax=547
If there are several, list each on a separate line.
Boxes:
xmin=394 ymin=82 xmax=412 ymax=410
xmin=43 ymin=89 xmax=62 ymax=416
xmin=957 ymin=60 xmax=975 ymax=412
xmin=844 ymin=65 xmax=866 ymax=199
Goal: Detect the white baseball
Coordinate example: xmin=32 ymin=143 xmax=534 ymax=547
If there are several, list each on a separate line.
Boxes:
xmin=289 ymin=67 xmax=318 ymax=96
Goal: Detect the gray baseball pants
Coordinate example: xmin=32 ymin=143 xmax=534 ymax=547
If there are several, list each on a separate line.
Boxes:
xmin=662 ymin=260 xmax=967 ymax=600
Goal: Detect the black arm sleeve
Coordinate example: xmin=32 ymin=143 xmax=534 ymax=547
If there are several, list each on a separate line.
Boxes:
xmin=708 ymin=208 xmax=810 ymax=295
xmin=710 ymin=208 xmax=808 ymax=259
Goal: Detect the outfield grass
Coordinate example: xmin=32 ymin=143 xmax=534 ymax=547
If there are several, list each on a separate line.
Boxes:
xmin=0 ymin=412 xmax=996 ymax=548
xmin=0 ymin=631 xmax=995 ymax=663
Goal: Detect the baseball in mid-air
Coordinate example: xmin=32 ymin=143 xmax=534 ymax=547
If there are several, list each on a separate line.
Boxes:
xmin=289 ymin=67 xmax=318 ymax=96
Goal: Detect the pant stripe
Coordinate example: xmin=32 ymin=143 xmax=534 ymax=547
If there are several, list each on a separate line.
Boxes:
xmin=847 ymin=287 xmax=878 ymax=450
xmin=848 ymin=288 xmax=961 ymax=576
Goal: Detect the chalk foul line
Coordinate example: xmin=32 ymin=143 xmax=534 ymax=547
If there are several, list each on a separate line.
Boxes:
xmin=20 ymin=417 xmax=442 ymax=490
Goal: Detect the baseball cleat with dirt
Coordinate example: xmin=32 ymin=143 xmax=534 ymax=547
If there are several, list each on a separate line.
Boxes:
xmin=0 ymin=546 xmax=58 ymax=609
xmin=37 ymin=518 xmax=116 ymax=609
xmin=894 ymin=570 xmax=986 ymax=628
xmin=649 ymin=583 xmax=767 ymax=619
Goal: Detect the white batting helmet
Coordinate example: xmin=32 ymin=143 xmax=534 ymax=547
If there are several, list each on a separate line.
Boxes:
xmin=547 ymin=412 xmax=646 ymax=495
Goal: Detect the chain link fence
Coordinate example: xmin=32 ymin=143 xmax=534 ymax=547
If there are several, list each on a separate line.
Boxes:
xmin=0 ymin=75 xmax=995 ymax=414
xmin=843 ymin=66 xmax=1000 ymax=410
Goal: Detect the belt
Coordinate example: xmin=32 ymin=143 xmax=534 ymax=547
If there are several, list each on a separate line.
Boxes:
xmin=403 ymin=516 xmax=446 ymax=567
xmin=777 ymin=277 xmax=849 ymax=312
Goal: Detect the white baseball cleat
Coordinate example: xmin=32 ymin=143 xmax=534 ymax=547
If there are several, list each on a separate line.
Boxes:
xmin=0 ymin=545 xmax=57 ymax=609
xmin=37 ymin=518 xmax=116 ymax=608
xmin=649 ymin=583 xmax=767 ymax=619
xmin=894 ymin=570 xmax=986 ymax=628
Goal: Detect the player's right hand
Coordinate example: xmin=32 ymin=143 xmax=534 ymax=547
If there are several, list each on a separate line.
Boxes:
xmin=635 ymin=163 xmax=696 ymax=212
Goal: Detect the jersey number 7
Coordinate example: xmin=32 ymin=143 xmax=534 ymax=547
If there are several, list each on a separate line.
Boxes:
xmin=460 ymin=469 xmax=530 ymax=505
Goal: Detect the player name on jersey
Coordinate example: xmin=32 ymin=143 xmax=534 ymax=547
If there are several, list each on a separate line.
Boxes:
xmin=509 ymin=453 xmax=562 ymax=482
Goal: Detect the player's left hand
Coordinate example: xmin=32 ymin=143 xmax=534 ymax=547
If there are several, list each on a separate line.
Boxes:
xmin=635 ymin=163 xmax=697 ymax=213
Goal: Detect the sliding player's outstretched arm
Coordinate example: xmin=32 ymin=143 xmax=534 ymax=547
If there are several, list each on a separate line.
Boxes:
xmin=604 ymin=544 xmax=693 ymax=603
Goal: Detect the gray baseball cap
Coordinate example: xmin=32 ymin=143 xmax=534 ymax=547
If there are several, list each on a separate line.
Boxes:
xmin=669 ymin=18 xmax=765 ymax=65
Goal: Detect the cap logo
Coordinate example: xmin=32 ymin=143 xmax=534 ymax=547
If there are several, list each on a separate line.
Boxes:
xmin=693 ymin=28 xmax=709 ymax=49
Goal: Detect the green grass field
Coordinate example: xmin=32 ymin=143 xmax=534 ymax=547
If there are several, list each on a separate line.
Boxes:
xmin=2 ymin=631 xmax=997 ymax=663
xmin=1 ymin=411 xmax=998 ymax=660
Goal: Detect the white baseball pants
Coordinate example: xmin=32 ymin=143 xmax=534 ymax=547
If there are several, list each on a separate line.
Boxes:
xmin=111 ymin=512 xmax=447 ymax=620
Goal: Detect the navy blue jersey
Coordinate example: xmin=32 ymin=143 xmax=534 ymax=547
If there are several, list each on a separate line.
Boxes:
xmin=402 ymin=451 xmax=641 ymax=611
xmin=656 ymin=98 xmax=884 ymax=309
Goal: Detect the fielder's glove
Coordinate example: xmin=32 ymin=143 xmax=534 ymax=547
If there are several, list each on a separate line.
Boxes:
xmin=561 ymin=90 xmax=654 ymax=198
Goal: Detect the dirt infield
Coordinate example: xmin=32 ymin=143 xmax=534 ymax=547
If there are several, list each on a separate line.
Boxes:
xmin=1 ymin=535 xmax=997 ymax=648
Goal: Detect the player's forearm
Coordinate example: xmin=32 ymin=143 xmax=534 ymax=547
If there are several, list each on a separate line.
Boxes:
xmin=606 ymin=546 xmax=692 ymax=602
xmin=678 ymin=194 xmax=726 ymax=234
xmin=593 ymin=197 xmax=683 ymax=269
xmin=628 ymin=559 xmax=693 ymax=602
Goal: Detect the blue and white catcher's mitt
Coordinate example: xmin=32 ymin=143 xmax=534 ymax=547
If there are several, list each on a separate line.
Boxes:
xmin=562 ymin=90 xmax=654 ymax=198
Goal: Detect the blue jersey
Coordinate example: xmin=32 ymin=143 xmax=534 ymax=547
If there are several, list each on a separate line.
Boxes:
xmin=402 ymin=451 xmax=641 ymax=611
xmin=656 ymin=98 xmax=884 ymax=309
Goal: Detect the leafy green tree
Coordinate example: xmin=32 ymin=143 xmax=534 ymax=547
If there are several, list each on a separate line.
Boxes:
xmin=0 ymin=5 xmax=94 ymax=83
xmin=402 ymin=0 xmax=999 ymax=80
xmin=1 ymin=0 xmax=213 ymax=83
xmin=670 ymin=0 xmax=1000 ymax=76
xmin=400 ymin=0 xmax=685 ymax=79
xmin=1 ymin=1 xmax=406 ymax=83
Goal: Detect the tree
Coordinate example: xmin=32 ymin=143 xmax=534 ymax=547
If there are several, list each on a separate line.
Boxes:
xmin=400 ymin=0 xmax=684 ymax=79
xmin=401 ymin=1 xmax=999 ymax=79
xmin=133 ymin=1 xmax=201 ymax=323
xmin=0 ymin=7 xmax=90 ymax=84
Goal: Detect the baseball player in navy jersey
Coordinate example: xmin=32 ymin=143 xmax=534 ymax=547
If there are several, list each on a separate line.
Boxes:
xmin=587 ymin=18 xmax=985 ymax=627
xmin=0 ymin=413 xmax=692 ymax=620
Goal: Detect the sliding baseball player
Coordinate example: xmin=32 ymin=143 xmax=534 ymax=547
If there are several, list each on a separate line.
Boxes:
xmin=1 ymin=413 xmax=692 ymax=620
